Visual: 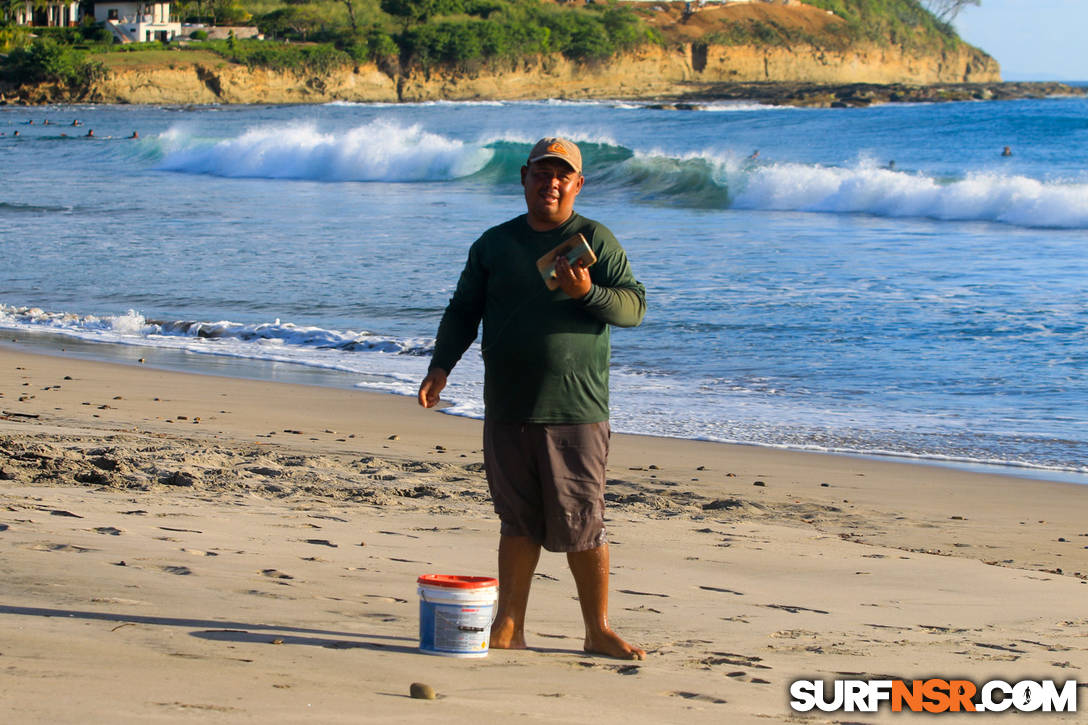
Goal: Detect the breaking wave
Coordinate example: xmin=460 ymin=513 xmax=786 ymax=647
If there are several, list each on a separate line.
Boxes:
xmin=155 ymin=122 xmax=1088 ymax=228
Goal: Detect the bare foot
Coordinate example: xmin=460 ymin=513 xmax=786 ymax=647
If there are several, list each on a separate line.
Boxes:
xmin=584 ymin=628 xmax=646 ymax=660
xmin=490 ymin=616 xmax=528 ymax=650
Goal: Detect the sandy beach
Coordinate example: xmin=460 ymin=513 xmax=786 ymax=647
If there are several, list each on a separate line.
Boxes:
xmin=2 ymin=344 xmax=1086 ymax=723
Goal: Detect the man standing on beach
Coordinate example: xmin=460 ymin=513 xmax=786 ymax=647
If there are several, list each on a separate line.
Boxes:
xmin=418 ymin=137 xmax=647 ymax=660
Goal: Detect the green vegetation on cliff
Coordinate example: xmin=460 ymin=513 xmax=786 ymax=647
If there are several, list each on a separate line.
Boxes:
xmin=804 ymin=0 xmax=964 ymax=50
xmin=695 ymin=0 xmax=964 ymax=53
xmin=0 ymin=37 xmax=105 ymax=86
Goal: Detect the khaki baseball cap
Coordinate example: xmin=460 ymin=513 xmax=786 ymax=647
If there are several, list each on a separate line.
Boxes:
xmin=527 ymin=137 xmax=583 ymax=174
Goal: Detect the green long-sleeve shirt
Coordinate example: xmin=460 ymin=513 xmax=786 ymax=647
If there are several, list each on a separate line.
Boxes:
xmin=430 ymin=212 xmax=646 ymax=424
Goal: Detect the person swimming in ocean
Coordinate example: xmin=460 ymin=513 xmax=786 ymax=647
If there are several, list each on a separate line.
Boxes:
xmin=1002 ymin=146 xmax=1012 ymax=157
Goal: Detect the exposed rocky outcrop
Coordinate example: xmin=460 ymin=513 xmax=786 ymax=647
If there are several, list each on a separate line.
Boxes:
xmin=6 ymin=61 xmax=398 ymax=105
xmin=395 ymin=41 xmax=1000 ymax=103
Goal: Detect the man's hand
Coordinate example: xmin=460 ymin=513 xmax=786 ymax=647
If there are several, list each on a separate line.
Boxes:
xmin=418 ymin=368 xmax=448 ymax=408
xmin=554 ymin=254 xmax=592 ymax=299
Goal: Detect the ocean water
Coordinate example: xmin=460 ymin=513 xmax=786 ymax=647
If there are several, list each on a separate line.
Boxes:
xmin=1 ymin=98 xmax=1086 ymax=482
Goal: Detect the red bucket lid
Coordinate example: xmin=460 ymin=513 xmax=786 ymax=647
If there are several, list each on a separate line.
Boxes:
xmin=418 ymin=574 xmax=497 ymax=589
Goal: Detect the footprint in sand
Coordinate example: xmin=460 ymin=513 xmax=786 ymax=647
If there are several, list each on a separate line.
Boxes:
xmin=261 ymin=569 xmax=294 ymax=580
xmin=618 ymin=589 xmax=669 ymax=598
xmin=625 ymin=605 xmax=662 ymax=614
xmin=725 ymin=671 xmax=772 ymax=685
xmin=762 ymin=603 xmax=829 ymax=615
xmin=606 ymin=664 xmax=640 ymax=675
xmin=245 ymin=589 xmax=290 ymax=599
xmin=94 ymin=526 xmax=123 ymax=535
xmin=669 ymin=691 xmax=727 ymax=705
xmin=361 ymin=594 xmax=408 ymax=604
xmin=974 ymin=641 xmax=1026 ymax=654
xmin=1018 ymin=638 xmax=1071 ymax=652
xmin=31 ymin=543 xmax=96 ymax=553
xmin=160 ymin=565 xmax=193 ymax=575
xmin=700 ymin=652 xmax=772 ymax=670
xmin=91 ymin=597 xmax=149 ymax=606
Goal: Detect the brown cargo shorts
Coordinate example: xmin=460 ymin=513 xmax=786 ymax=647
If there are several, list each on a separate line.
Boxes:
xmin=483 ymin=420 xmax=610 ymax=553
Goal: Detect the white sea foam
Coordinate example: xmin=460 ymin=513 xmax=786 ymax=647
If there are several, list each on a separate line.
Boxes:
xmin=732 ymin=163 xmax=1088 ymax=228
xmin=157 ymin=120 xmax=494 ymax=182
xmin=695 ymin=101 xmax=785 ymax=112
xmin=0 ymin=304 xmax=433 ymax=357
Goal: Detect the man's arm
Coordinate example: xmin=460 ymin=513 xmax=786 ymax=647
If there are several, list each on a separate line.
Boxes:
xmin=569 ymin=226 xmax=646 ymax=328
xmin=417 ymin=242 xmax=487 ymax=408
xmin=579 ymin=279 xmax=646 ymax=328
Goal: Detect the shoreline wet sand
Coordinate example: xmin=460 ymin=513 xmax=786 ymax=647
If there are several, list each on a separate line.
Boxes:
xmin=2 ymin=345 xmax=1087 ymax=723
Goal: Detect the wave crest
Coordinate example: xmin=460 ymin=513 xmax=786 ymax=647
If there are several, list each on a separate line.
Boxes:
xmin=155 ymin=121 xmax=1088 ymax=228
xmin=157 ymin=120 xmax=494 ymax=182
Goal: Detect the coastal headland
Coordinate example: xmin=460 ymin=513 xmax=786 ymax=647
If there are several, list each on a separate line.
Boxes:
xmin=3 ymin=345 xmax=1087 ymax=722
xmin=6 ymin=1 xmax=1080 ymax=107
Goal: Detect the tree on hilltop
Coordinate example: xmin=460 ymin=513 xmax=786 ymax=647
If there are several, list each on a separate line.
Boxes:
xmin=381 ymin=0 xmax=439 ymax=30
xmin=922 ymin=0 xmax=981 ymax=24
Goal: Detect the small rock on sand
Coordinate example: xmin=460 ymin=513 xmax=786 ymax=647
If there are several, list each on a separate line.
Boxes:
xmin=409 ymin=682 xmax=436 ymax=700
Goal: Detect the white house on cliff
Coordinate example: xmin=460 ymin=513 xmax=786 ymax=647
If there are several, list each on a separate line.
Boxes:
xmin=10 ymin=0 xmax=180 ymax=43
xmin=92 ymin=1 xmax=181 ymax=43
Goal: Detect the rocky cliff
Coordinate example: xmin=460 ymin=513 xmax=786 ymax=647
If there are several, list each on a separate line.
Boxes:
xmin=6 ymin=39 xmax=1000 ymax=106
xmin=396 ymin=41 xmax=1000 ymax=102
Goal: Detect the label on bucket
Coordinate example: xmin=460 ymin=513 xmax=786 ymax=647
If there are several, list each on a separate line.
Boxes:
xmin=432 ymin=605 xmax=490 ymax=653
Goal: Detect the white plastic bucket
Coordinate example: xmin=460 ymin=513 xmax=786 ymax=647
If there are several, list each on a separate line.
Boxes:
xmin=417 ymin=574 xmax=498 ymax=658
